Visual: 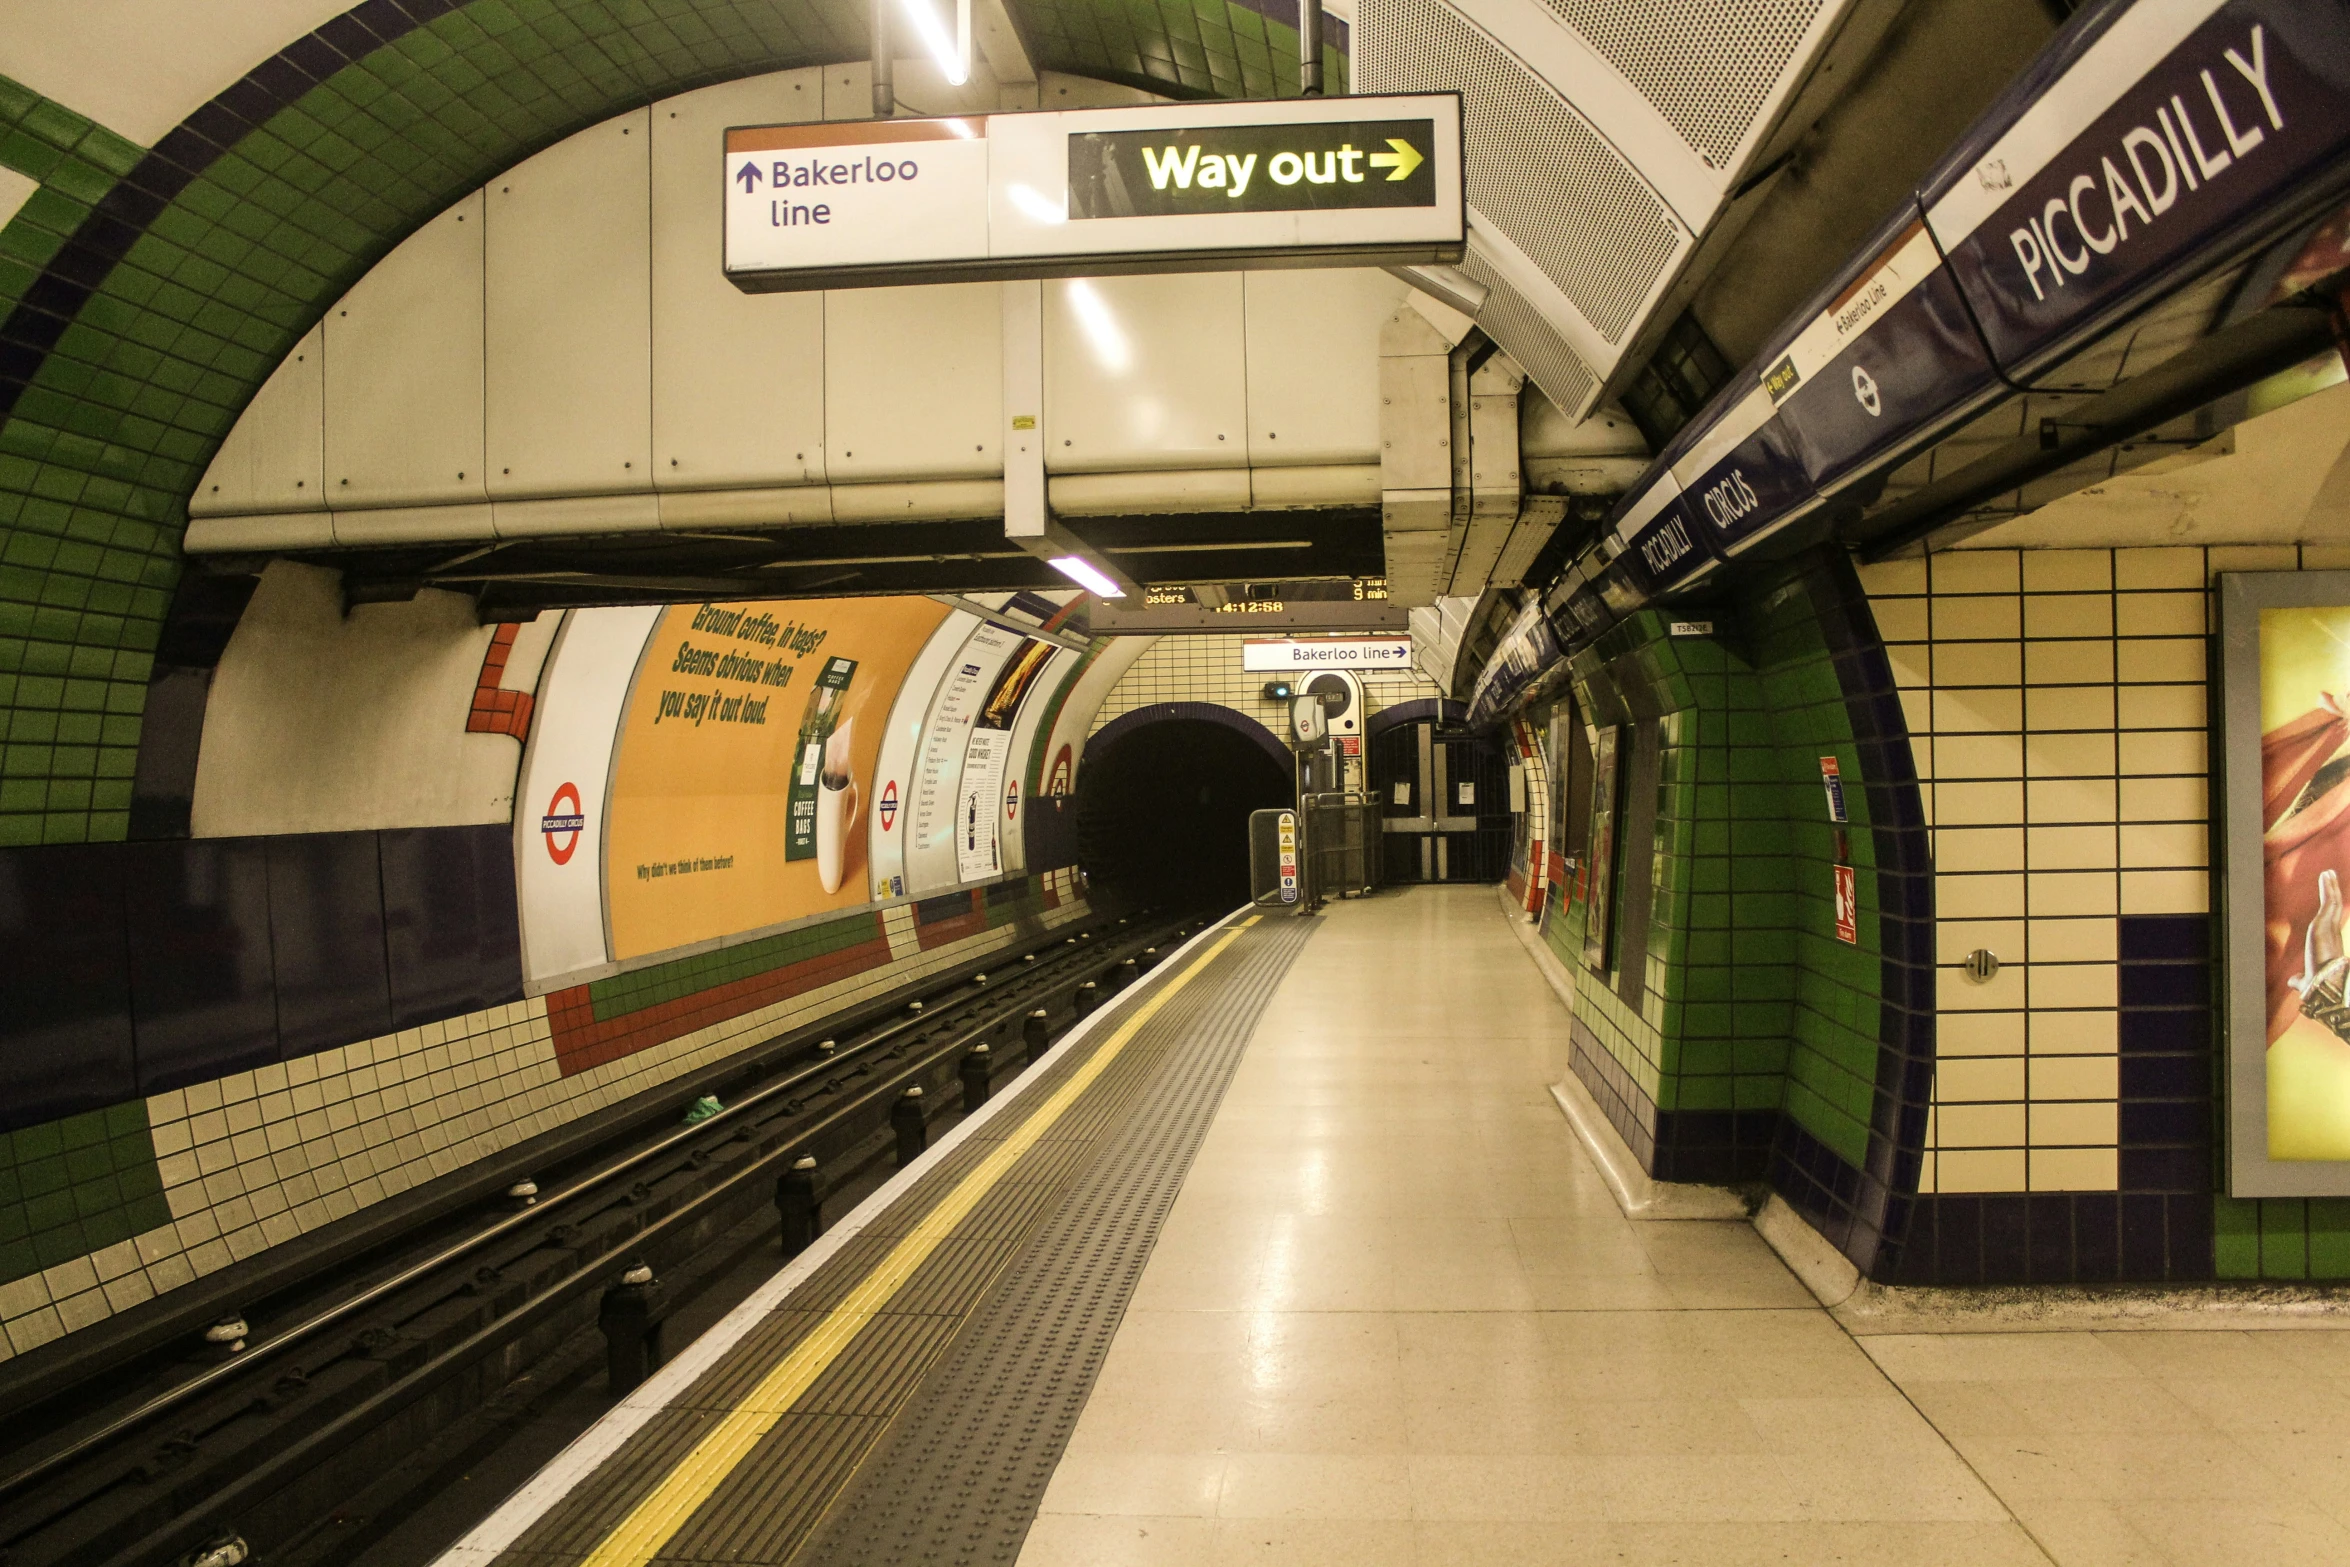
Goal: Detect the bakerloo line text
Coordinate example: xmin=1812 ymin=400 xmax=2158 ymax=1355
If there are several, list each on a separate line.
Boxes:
xmin=764 ymin=153 xmax=921 ymax=227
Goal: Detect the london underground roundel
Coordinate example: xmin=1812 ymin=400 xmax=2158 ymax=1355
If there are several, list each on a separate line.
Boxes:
xmin=1006 ymin=778 xmax=1020 ymax=820
xmin=879 ymin=779 xmax=899 ymax=832
xmin=541 ymin=782 xmax=585 ymax=865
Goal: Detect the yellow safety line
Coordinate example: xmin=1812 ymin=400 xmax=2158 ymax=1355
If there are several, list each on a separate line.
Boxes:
xmin=578 ymin=916 xmax=1261 ymax=1567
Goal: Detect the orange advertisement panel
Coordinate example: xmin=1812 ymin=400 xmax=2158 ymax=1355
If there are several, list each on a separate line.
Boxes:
xmin=605 ymin=595 xmax=951 ymax=961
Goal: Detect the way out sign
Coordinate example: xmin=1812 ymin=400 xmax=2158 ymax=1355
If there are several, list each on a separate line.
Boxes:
xmin=724 ymin=94 xmax=1463 ymax=292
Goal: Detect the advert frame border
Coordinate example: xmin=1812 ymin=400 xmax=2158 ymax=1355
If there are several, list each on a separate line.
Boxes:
xmin=2220 ymin=569 xmax=2350 ymax=1198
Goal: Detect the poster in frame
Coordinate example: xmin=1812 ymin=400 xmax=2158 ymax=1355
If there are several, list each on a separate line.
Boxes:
xmin=1582 ymin=724 xmax=1622 ymax=976
xmin=2220 ymin=570 xmax=2350 ymax=1197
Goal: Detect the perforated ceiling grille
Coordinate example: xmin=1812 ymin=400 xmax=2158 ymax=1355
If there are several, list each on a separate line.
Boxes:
xmin=1541 ymin=0 xmax=1826 ymax=169
xmin=1359 ymin=0 xmax=1682 ymax=344
xmin=1461 ymin=253 xmax=1595 ymax=419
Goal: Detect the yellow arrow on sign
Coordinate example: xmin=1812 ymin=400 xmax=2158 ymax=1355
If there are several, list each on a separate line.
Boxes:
xmin=1368 ymin=138 xmax=1423 ymax=182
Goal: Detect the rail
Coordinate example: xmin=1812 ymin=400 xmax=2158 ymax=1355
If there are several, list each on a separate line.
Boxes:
xmin=0 ymin=909 xmax=1194 ymax=1565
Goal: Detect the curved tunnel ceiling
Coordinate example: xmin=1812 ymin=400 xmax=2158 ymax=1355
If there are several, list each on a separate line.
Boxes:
xmin=174 ymin=65 xmax=1420 ymax=613
xmin=0 ymin=0 xmax=1340 ymax=847
xmin=0 ymin=0 xmax=1920 ymax=846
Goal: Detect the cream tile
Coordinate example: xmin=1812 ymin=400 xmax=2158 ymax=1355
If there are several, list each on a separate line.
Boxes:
xmin=1209 ymin=1517 xmax=1418 ymax=1566
xmin=1018 ymin=1513 xmax=1213 ymax=1566
xmin=2114 ymin=591 xmax=2206 ymax=637
xmin=1216 ymin=1453 xmax=1413 ymax=1520
xmin=2025 ymin=637 xmax=2117 ymax=685
xmin=1022 ymin=890 xmax=2350 ymax=1567
xmin=1405 ymin=1453 xmax=1609 ymax=1521
xmin=1999 ymin=1497 xmax=2171 ymax=1565
xmin=1935 ymin=641 xmax=2022 ymax=687
xmin=2023 ymin=593 xmax=2114 ymax=639
xmin=2120 ymin=869 xmax=2209 ymax=914
xmin=1939 ymin=874 xmax=2027 ymax=920
xmin=2114 ymin=548 xmax=2205 ymax=590
xmin=1038 ymin=1452 xmax=1229 ymax=1519
xmin=2114 ymin=637 xmax=2207 ymax=684
xmin=1934 ymin=550 xmax=2021 ymax=594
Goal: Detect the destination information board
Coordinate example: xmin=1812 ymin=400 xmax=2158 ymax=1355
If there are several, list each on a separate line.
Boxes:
xmin=723 ymin=94 xmax=1464 ymax=292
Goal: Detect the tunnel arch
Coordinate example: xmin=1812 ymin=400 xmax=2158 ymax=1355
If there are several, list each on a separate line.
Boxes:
xmin=1362 ymin=695 xmax=1468 ymax=740
xmin=1075 ymin=703 xmax=1293 ymax=912
xmin=1081 ymin=701 xmax=1290 ymax=777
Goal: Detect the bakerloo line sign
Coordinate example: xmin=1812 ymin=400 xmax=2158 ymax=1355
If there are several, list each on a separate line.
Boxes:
xmin=722 ymin=94 xmax=1464 ymax=291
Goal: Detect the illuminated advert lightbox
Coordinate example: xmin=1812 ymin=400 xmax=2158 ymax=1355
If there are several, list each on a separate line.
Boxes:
xmin=2221 ymin=570 xmax=2350 ymax=1196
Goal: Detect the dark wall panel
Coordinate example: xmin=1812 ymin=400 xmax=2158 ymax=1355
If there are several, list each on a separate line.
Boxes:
xmin=1023 ymin=795 xmax=1078 ymax=873
xmin=3 ymin=825 xmax=528 ymax=1124
xmin=127 ymin=839 xmax=278 ymax=1093
xmin=381 ymin=824 xmax=524 ymax=1030
xmin=0 ymin=846 xmax=136 ymax=1133
xmin=267 ymin=832 xmax=393 ymax=1058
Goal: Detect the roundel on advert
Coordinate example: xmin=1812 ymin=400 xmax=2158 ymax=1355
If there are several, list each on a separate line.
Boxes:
xmin=1005 ymin=778 xmax=1020 ymax=821
xmin=879 ymin=779 xmax=900 ymax=832
xmin=541 ymin=782 xmax=586 ymax=865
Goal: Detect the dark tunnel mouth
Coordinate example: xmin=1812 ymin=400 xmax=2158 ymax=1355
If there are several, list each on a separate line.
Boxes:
xmin=1075 ymin=718 xmax=1294 ymax=912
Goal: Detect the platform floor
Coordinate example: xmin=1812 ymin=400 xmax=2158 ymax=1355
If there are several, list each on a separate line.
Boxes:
xmin=447 ymin=886 xmax=2350 ymax=1567
xmin=1016 ymin=887 xmax=2350 ymax=1567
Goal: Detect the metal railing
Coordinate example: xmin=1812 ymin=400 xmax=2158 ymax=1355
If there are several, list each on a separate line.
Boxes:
xmin=1302 ymin=791 xmax=1378 ymax=902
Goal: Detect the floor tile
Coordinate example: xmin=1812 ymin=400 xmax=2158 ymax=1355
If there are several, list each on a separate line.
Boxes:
xmin=1012 ymin=888 xmax=2350 ymax=1567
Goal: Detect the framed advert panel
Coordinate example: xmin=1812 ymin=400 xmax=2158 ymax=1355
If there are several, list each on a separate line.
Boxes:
xmin=2220 ymin=570 xmax=2350 ymax=1197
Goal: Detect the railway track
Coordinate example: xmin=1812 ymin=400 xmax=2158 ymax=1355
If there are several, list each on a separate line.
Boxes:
xmin=0 ymin=908 xmax=1202 ymax=1567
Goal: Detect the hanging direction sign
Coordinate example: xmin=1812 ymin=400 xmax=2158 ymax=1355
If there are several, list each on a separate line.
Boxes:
xmin=724 ymin=94 xmax=1464 ymax=292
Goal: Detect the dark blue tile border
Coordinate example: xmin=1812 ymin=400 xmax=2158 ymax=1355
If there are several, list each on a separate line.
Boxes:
xmin=0 ymin=823 xmax=523 ymax=1122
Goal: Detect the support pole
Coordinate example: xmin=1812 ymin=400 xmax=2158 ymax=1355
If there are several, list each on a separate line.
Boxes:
xmin=872 ymin=0 xmax=895 ymax=117
xmin=1298 ymin=0 xmax=1323 ymax=95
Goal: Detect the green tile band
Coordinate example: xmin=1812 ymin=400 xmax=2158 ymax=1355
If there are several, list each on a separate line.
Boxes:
xmin=0 ymin=1101 xmax=170 ymax=1287
xmin=588 ymin=906 xmax=887 ymax=1023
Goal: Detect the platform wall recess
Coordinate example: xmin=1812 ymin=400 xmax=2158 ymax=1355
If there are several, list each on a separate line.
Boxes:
xmin=1860 ymin=544 xmax=2350 ymax=1286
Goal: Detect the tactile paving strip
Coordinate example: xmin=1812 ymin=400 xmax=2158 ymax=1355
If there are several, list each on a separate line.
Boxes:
xmin=787 ymin=914 xmax=1321 ymax=1567
xmin=487 ymin=914 xmax=1315 ymax=1567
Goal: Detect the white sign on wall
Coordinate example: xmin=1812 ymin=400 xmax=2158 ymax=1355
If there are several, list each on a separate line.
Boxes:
xmin=906 ymin=621 xmax=1025 ymax=894
xmin=724 ymin=94 xmax=1464 ymax=292
xmin=1242 ymin=637 xmax=1414 ymax=672
xmin=512 ymin=605 xmax=662 ymax=991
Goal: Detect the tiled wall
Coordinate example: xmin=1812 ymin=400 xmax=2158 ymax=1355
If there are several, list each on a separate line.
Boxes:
xmin=0 ymin=869 xmax=1086 ymax=1360
xmin=1860 ymin=544 xmax=2346 ymax=1283
xmin=1534 ymin=550 xmax=1932 ymax=1274
xmin=1088 ymin=634 xmax=1443 ymax=756
xmin=0 ymin=825 xmax=521 ymax=1135
xmin=1864 ymin=547 xmax=2217 ymax=1196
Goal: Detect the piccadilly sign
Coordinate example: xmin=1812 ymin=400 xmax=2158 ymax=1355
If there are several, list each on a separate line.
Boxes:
xmin=724 ymin=94 xmax=1464 ymax=292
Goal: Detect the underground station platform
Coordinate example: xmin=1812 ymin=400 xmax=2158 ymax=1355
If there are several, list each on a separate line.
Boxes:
xmin=439 ymin=912 xmax=1314 ymax=1567
xmin=13 ymin=1 xmax=2350 ymax=1563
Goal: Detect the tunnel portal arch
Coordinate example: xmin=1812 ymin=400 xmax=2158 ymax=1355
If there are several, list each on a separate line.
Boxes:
xmin=1076 ymin=702 xmax=1294 ymax=912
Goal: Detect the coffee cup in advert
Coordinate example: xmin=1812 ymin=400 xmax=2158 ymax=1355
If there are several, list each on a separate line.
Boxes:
xmin=816 ymin=719 xmax=860 ymax=894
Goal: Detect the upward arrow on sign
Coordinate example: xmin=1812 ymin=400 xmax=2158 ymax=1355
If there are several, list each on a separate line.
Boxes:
xmin=735 ymin=162 xmax=763 ymax=193
xmin=1368 ymin=139 xmax=1422 ymax=181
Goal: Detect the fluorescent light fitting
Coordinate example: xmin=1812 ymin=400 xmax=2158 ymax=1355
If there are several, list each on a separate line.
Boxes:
xmin=1007 ymin=182 xmax=1066 ymax=225
xmin=1066 ymin=279 xmax=1131 ymax=373
xmin=898 ymin=0 xmax=970 ymax=85
xmin=941 ymin=117 xmax=977 ymax=139
xmin=1048 ymin=555 xmax=1125 ymax=598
